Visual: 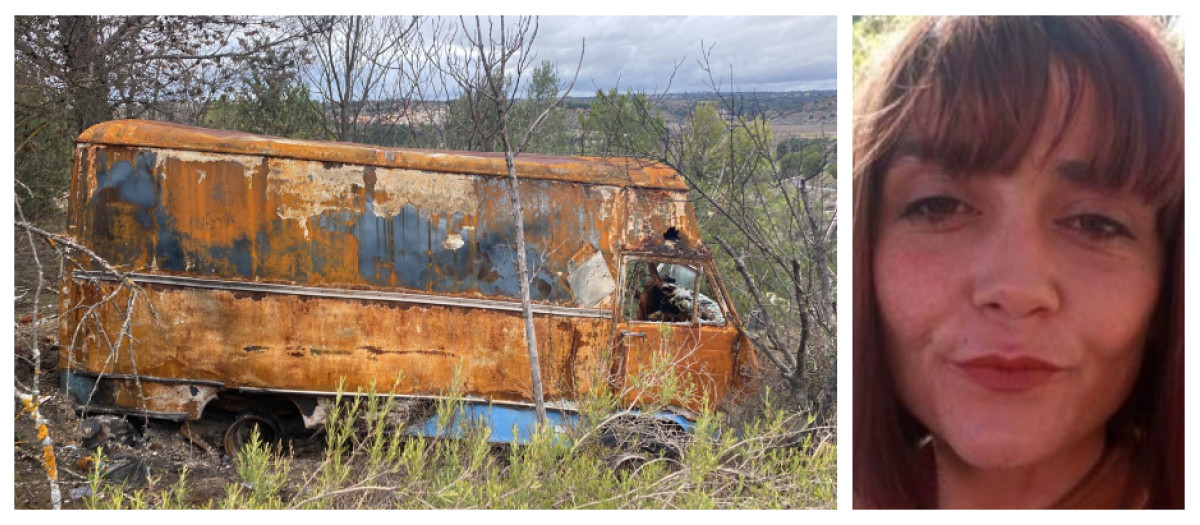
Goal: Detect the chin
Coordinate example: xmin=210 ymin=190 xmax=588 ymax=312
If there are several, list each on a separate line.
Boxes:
xmin=944 ymin=436 xmax=1050 ymax=470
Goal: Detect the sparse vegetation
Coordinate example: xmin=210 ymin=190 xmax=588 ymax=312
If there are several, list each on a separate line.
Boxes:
xmin=80 ymin=384 xmax=834 ymax=510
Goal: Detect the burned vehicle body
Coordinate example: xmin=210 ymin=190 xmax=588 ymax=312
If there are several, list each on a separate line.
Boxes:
xmin=59 ymin=120 xmax=758 ymax=447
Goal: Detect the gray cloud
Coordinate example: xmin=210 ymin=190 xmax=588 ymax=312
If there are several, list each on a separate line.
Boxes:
xmin=524 ymin=16 xmax=836 ymax=95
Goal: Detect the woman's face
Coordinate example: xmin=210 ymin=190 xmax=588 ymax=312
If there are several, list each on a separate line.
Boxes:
xmin=873 ymin=101 xmax=1163 ymax=470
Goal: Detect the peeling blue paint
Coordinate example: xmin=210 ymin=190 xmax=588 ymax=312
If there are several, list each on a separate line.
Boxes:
xmin=325 ymin=185 xmax=575 ymax=302
xmin=61 ymin=370 xmax=97 ymax=407
xmin=154 ymin=207 xmax=186 ymax=271
xmin=95 ymin=153 xmax=159 ymax=210
xmin=89 ymin=152 xmax=164 ymax=268
xmin=86 ymin=147 xmax=597 ymax=305
xmin=199 ymin=237 xmax=255 ymax=277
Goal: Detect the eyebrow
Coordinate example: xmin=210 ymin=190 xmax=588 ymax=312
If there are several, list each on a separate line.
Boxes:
xmin=888 ymin=139 xmax=974 ymax=171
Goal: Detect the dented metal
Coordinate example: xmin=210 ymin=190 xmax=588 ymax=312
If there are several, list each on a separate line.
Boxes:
xmin=59 ymin=120 xmax=758 ymax=433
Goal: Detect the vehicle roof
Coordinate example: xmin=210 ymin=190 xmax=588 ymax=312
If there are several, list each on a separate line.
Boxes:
xmin=79 ymin=120 xmax=687 ymax=190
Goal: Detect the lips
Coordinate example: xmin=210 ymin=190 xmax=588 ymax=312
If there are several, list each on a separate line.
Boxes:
xmin=952 ymin=355 xmax=1065 ymax=392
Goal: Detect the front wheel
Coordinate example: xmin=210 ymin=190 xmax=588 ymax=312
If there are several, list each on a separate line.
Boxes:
xmin=223 ymin=410 xmax=282 ymax=457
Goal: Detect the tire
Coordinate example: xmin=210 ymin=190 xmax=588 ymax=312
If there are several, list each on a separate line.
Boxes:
xmin=223 ymin=409 xmax=282 ymax=458
xmin=599 ymin=416 xmax=687 ymax=460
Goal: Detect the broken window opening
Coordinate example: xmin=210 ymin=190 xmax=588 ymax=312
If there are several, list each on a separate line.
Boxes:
xmin=621 ymin=259 xmax=726 ymax=325
xmin=663 ymin=227 xmax=680 ymax=242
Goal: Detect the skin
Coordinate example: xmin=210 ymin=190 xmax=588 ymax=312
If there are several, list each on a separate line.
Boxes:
xmin=873 ymin=92 xmax=1163 ymax=508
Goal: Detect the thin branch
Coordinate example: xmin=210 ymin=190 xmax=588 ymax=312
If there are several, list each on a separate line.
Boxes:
xmin=14 ymin=190 xmax=61 ymax=509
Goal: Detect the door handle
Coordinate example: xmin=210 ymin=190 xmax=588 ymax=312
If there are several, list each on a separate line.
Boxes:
xmin=619 ymin=331 xmax=646 ymax=338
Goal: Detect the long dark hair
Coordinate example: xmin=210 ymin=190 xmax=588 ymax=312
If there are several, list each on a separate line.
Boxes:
xmin=853 ymin=16 xmax=1184 ymax=509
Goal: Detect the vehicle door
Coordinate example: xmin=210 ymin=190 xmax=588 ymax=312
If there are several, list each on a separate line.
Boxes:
xmin=613 ymin=257 xmax=741 ymax=411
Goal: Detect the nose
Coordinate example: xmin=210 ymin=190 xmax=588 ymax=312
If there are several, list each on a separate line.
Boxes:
xmin=970 ymin=218 xmax=1061 ymax=319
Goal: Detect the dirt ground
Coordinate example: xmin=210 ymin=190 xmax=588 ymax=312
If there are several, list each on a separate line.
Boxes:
xmin=13 ymin=337 xmax=268 ymax=509
xmin=12 ymin=214 xmax=327 ymax=509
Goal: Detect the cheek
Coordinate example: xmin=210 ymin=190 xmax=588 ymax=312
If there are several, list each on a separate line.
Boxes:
xmin=873 ymin=236 xmax=965 ymax=413
xmin=1058 ymin=238 xmax=1162 ymax=349
xmin=874 ymin=236 xmax=962 ymax=349
xmin=1060 ymin=255 xmax=1161 ymax=397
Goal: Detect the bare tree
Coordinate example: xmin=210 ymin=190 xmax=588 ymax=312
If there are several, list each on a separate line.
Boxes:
xmin=14 ymin=189 xmax=61 ymax=509
xmin=15 ymin=16 xmax=318 ymax=133
xmin=303 ymin=15 xmax=419 ymax=143
xmin=15 ymin=16 xmax=321 ymax=222
xmin=440 ymin=16 xmax=584 ymax=423
xmin=676 ymin=51 xmax=836 ymax=415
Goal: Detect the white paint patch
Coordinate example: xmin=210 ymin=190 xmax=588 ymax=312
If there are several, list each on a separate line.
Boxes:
xmin=441 ymin=233 xmax=465 ymax=251
xmin=290 ymin=217 xmax=309 ymax=240
xmin=266 ymin=161 xmax=480 ymax=235
xmin=372 ymin=168 xmax=479 ymax=217
xmin=158 ymin=148 xmax=261 ymax=175
xmin=270 ymin=160 xmax=363 ymax=238
xmin=625 ymin=191 xmax=691 ymax=242
xmin=590 ymin=186 xmax=617 ymax=221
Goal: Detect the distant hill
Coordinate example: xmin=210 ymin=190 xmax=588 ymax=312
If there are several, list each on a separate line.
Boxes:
xmin=564 ymin=90 xmax=836 ymax=130
xmin=364 ymin=90 xmax=836 ymax=143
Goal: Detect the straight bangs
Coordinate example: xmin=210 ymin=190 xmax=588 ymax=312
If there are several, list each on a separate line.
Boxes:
xmin=869 ymin=17 xmax=1183 ymax=227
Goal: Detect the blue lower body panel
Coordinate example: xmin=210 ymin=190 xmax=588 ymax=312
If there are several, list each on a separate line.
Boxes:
xmin=405 ymin=403 xmax=696 ymax=444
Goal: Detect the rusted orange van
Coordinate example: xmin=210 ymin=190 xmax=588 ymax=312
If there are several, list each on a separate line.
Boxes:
xmin=59 ymin=120 xmax=758 ymax=453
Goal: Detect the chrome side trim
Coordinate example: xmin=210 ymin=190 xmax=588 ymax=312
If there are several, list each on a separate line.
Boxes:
xmin=73 ymin=270 xmax=612 ymax=319
xmin=68 ymin=369 xmax=226 ymax=388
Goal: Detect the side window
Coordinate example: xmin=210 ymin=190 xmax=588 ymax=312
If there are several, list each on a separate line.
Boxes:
xmin=622 ymin=259 xmax=725 ymax=325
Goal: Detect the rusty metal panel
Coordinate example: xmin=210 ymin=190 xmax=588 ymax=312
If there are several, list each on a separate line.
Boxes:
xmin=623 ymin=189 xmax=706 ymax=257
xmin=72 ymin=143 xmax=679 ymax=308
xmin=62 ymin=278 xmax=611 ymax=406
xmin=77 ymin=120 xmax=687 ymax=190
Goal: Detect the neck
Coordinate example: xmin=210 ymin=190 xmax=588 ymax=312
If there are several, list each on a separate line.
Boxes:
xmin=934 ymin=432 xmax=1106 ymax=509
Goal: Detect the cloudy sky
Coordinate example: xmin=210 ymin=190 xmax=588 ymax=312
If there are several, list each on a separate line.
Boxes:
xmin=504 ymin=16 xmax=836 ymax=95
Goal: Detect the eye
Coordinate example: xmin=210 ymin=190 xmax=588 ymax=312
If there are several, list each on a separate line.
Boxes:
xmin=1057 ymin=214 xmax=1135 ymax=242
xmin=899 ymin=196 xmax=976 ymax=225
